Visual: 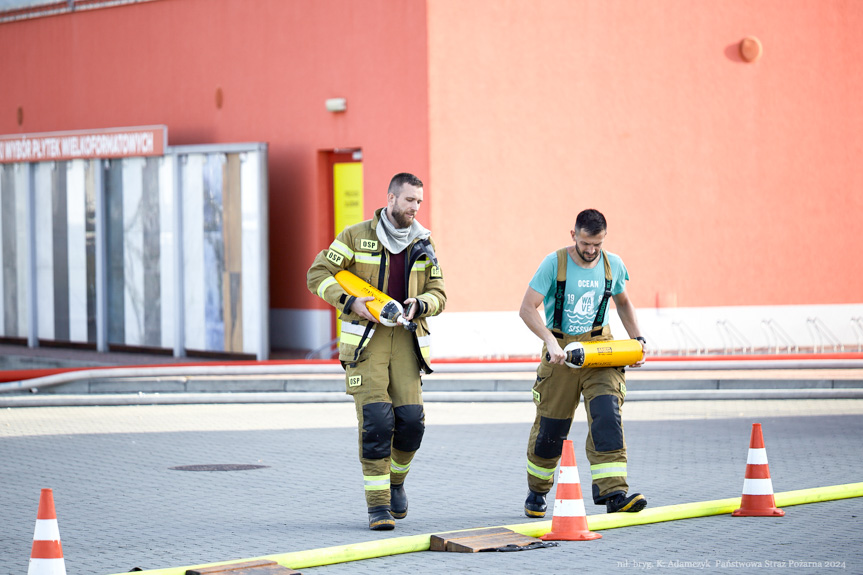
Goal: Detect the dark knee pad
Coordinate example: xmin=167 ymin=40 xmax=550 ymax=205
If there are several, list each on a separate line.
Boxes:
xmin=362 ymin=402 xmax=394 ymax=459
xmin=392 ymin=404 xmax=425 ymax=452
xmin=589 ymin=395 xmax=623 ymax=452
xmin=534 ymin=416 xmax=572 ymax=459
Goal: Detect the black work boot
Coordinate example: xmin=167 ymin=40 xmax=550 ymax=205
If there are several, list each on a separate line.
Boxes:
xmin=368 ymin=505 xmax=395 ymax=530
xmin=390 ymin=483 xmax=408 ymax=519
xmin=524 ymin=490 xmax=548 ymax=518
xmin=606 ymin=492 xmax=647 ymax=513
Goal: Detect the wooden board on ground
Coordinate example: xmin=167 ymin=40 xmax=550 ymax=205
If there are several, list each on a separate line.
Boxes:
xmin=186 ymin=559 xmax=300 ymax=575
xmin=430 ymin=527 xmax=544 ymax=552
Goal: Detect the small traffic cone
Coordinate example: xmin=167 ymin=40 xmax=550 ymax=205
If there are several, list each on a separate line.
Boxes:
xmin=541 ymin=440 xmax=602 ymax=541
xmin=28 ymin=488 xmax=67 ymax=575
xmin=732 ymin=423 xmax=785 ymax=517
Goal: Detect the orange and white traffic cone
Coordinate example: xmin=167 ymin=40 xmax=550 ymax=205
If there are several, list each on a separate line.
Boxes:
xmin=541 ymin=439 xmax=602 ymax=541
xmin=732 ymin=423 xmax=785 ymax=517
xmin=28 ymin=488 xmax=67 ymax=575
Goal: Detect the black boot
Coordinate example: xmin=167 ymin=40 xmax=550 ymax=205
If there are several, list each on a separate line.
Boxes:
xmin=606 ymin=492 xmax=647 ymax=513
xmin=368 ymin=505 xmax=395 ymax=530
xmin=524 ymin=490 xmax=548 ymax=518
xmin=390 ymin=483 xmax=408 ymax=519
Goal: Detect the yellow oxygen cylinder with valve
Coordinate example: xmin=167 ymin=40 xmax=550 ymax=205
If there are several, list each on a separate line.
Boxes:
xmin=546 ymin=339 xmax=644 ymax=368
xmin=334 ymin=271 xmax=417 ymax=331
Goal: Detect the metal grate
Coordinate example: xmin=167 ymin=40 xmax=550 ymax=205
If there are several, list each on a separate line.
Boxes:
xmin=169 ymin=464 xmax=269 ymax=472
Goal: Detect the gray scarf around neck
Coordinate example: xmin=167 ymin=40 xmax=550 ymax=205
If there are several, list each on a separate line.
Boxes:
xmin=377 ymin=208 xmax=430 ymax=254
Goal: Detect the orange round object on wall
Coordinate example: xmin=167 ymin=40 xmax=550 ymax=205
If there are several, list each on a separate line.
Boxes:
xmin=740 ymin=37 xmax=762 ymax=62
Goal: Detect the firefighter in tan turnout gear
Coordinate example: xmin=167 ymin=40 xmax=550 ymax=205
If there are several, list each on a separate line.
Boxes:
xmin=307 ymin=173 xmax=446 ymax=530
xmin=519 ymin=209 xmax=649 ymax=517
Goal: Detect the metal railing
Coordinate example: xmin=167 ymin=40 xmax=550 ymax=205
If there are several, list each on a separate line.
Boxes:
xmin=305 ymin=338 xmax=339 ymax=360
xmin=760 ymin=318 xmax=798 ymax=354
xmin=670 ymin=320 xmax=708 ymax=355
xmin=655 ymin=316 xmax=860 ymax=357
xmin=806 ymin=317 xmax=844 ymax=353
xmin=850 ymin=317 xmax=863 ymax=353
xmin=716 ymin=319 xmax=752 ymax=354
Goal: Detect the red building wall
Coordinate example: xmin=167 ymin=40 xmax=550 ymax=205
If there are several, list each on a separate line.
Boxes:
xmin=4 ymin=0 xmax=862 ymax=354
xmin=0 ymin=0 xmax=430 ymax=317
xmin=427 ymin=0 xmax=863 ymax=312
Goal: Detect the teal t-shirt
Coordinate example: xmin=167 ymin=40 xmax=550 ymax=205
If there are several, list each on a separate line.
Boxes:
xmin=528 ymin=250 xmax=629 ymax=335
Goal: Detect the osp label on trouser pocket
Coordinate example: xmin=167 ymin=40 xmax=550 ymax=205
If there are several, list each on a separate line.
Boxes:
xmin=349 ymin=375 xmax=362 ymax=387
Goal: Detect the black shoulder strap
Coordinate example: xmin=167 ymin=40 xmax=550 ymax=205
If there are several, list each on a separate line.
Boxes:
xmin=376 ymin=246 xmax=388 ymax=290
xmin=552 ymin=248 xmax=568 ymax=337
xmin=590 ymin=250 xmax=613 ymax=337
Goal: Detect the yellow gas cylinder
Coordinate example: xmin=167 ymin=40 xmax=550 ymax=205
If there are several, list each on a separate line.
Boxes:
xmin=334 ymin=270 xmax=417 ymax=331
xmin=553 ymin=339 xmax=644 ymax=368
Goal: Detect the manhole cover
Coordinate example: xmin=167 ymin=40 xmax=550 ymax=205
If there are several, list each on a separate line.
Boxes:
xmin=169 ymin=464 xmax=270 ymax=472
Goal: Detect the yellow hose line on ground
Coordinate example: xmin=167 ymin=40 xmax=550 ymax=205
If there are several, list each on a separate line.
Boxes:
xmin=509 ymin=482 xmax=863 ymax=537
xmin=774 ymin=482 xmax=863 ymax=506
xmin=116 ymin=535 xmax=432 ymax=575
xmin=109 ymin=482 xmax=863 ymax=575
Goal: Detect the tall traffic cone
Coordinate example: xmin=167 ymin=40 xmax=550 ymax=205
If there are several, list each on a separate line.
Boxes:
xmin=28 ymin=488 xmax=67 ymax=575
xmin=541 ymin=440 xmax=602 ymax=541
xmin=732 ymin=423 xmax=785 ymax=517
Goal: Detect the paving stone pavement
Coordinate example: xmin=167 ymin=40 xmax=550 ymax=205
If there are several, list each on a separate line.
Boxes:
xmin=1 ymin=400 xmax=861 ymax=575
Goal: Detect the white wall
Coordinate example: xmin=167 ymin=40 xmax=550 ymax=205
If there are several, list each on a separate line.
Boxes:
xmin=426 ymin=304 xmax=863 ymax=359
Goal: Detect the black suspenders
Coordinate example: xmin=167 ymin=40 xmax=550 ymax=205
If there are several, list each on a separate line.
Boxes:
xmin=591 ymin=253 xmax=613 ymax=338
xmin=551 ymin=248 xmax=568 ymax=338
xmin=552 ymin=248 xmax=613 ymax=339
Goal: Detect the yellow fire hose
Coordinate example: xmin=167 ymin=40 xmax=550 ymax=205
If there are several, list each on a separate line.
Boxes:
xmin=108 ymin=482 xmax=863 ymax=575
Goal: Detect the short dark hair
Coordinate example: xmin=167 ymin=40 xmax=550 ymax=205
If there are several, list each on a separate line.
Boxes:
xmin=575 ymin=209 xmax=607 ymax=236
xmin=388 ymin=173 xmax=423 ymax=196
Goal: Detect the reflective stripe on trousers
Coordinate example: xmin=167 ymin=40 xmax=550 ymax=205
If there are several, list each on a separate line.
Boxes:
xmin=364 ymin=474 xmax=390 ymax=491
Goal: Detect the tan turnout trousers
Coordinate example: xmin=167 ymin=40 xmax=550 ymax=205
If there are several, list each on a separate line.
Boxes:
xmin=526 ymin=325 xmax=630 ymax=504
xmin=344 ymin=324 xmax=424 ymax=508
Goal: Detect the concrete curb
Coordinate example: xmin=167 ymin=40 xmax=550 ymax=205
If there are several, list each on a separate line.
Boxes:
xmin=3 ymin=387 xmax=863 ymax=407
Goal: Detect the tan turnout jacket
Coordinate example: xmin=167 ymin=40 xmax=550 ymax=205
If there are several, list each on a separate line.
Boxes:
xmin=307 ymin=208 xmax=446 ymax=372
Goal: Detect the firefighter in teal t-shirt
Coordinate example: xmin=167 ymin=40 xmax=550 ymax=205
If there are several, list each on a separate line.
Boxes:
xmin=519 ymin=209 xmax=649 ymax=517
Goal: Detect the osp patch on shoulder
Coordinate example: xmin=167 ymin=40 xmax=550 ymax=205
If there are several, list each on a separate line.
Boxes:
xmin=359 ymin=238 xmax=379 ymax=251
xmin=348 ymin=375 xmax=362 ymax=387
xmin=326 ymin=249 xmax=345 ymax=266
xmin=430 ymin=265 xmax=442 ymax=278
xmin=532 ymin=389 xmax=541 ymax=403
